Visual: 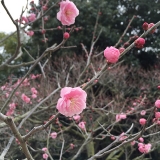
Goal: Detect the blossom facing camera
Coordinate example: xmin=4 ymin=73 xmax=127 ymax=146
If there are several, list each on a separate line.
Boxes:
xmin=56 ymin=87 xmax=87 ymax=117
xmin=134 ymin=37 xmax=145 ymax=48
xmin=155 ymin=100 xmax=160 ymax=108
xmin=57 ymin=0 xmax=79 ymax=26
xmin=138 ymin=143 xmax=152 ymax=154
xmin=104 ymin=46 xmax=120 ymax=63
xmin=50 ymin=132 xmax=57 ymax=139
xmin=28 ymin=13 xmax=36 ymax=22
xmin=43 ymin=153 xmax=48 ymax=159
xmin=63 ymin=32 xmax=70 ymax=39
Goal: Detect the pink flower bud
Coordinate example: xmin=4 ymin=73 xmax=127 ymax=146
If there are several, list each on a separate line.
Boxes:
xmin=78 ymin=121 xmax=86 ymax=130
xmin=119 ymin=47 xmax=125 ymax=53
xmin=148 ymin=23 xmax=156 ymax=33
xmin=138 ymin=137 xmax=144 ymax=142
xmin=63 ymin=32 xmax=70 ymax=39
xmin=70 ymin=143 xmax=75 ymax=149
xmin=134 ymin=38 xmax=145 ymax=48
xmin=139 ymin=118 xmax=147 ymax=126
xmin=142 ymin=22 xmax=148 ymax=31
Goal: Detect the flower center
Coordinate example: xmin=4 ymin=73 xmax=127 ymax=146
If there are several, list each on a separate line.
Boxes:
xmin=65 ymin=10 xmax=72 ymax=16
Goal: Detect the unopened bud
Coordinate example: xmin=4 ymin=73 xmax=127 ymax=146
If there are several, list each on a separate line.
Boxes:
xmin=142 ymin=22 xmax=148 ymax=31
xmin=63 ymin=32 xmax=70 ymax=39
xmin=134 ymin=37 xmax=145 ymax=49
xmin=148 ymin=23 xmax=156 ymax=34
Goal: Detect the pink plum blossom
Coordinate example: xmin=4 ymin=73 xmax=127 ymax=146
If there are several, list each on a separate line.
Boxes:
xmin=138 ymin=143 xmax=152 ymax=153
xmin=42 ymin=153 xmax=48 ymax=159
xmin=6 ymin=109 xmax=14 ymax=116
xmin=31 ymin=88 xmax=38 ymax=94
xmin=5 ymin=93 xmax=9 ymax=98
xmin=20 ymin=16 xmax=29 ymax=24
xmin=50 ymin=132 xmax=57 ymax=139
xmin=57 ymin=0 xmax=79 ymax=26
xmin=1 ymin=85 xmax=6 ymax=91
xmin=56 ymin=87 xmax=87 ymax=117
xmin=130 ymin=141 xmax=135 ymax=146
xmin=116 ymin=113 xmax=127 ymax=122
xmin=73 ymin=115 xmax=81 ymax=122
xmin=138 ymin=137 xmax=144 ymax=142
xmin=28 ymin=13 xmax=36 ymax=22
xmin=78 ymin=121 xmax=86 ymax=130
xmin=9 ymin=103 xmax=16 ymax=110
xmin=104 ymin=46 xmax=120 ymax=63
xmin=32 ymin=94 xmax=37 ymax=99
xmin=140 ymin=110 xmax=146 ymax=116
xmin=155 ymin=112 xmax=160 ymax=119
xmin=155 ymin=100 xmax=160 ymax=108
xmin=134 ymin=38 xmax=145 ymax=48
xmin=21 ymin=94 xmax=30 ymax=104
xmin=148 ymin=23 xmax=156 ymax=33
xmin=26 ymin=31 xmax=34 ymax=36
xmin=139 ymin=118 xmax=147 ymax=126
xmin=70 ymin=143 xmax=75 ymax=149
xmin=42 ymin=147 xmax=48 ymax=152
xmin=119 ymin=132 xmax=127 ymax=141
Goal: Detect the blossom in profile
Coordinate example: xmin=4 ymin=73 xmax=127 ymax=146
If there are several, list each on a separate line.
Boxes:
xmin=26 ymin=31 xmax=34 ymax=36
xmin=116 ymin=113 xmax=127 ymax=122
xmin=42 ymin=147 xmax=48 ymax=152
xmin=148 ymin=23 xmax=156 ymax=33
xmin=155 ymin=112 xmax=160 ymax=119
xmin=56 ymin=87 xmax=87 ymax=117
xmin=57 ymin=0 xmax=79 ymax=26
xmin=104 ymin=46 xmax=120 ymax=63
xmin=73 ymin=115 xmax=81 ymax=122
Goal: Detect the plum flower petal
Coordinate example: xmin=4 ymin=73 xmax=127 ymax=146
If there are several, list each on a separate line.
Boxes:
xmin=56 ymin=87 xmax=87 ymax=117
